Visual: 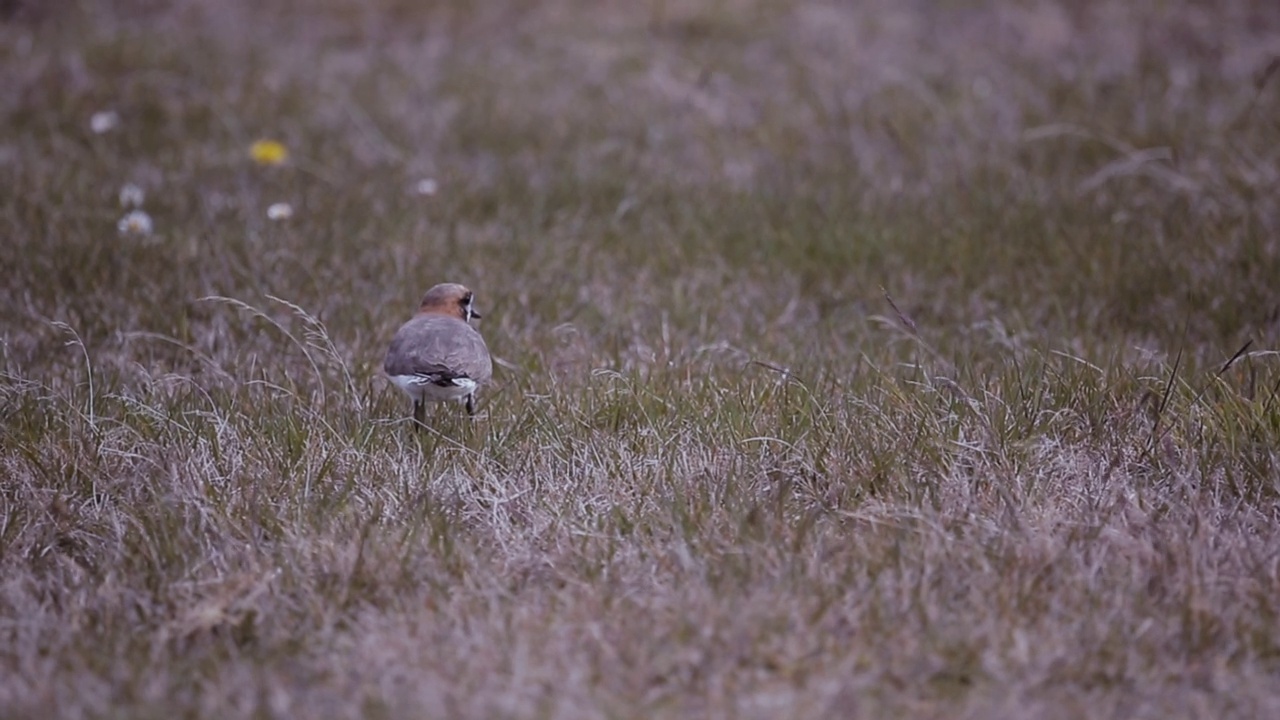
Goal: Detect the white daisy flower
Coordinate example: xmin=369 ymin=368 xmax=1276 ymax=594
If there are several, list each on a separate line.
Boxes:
xmin=267 ymin=202 xmax=294 ymax=221
xmin=118 ymin=183 xmax=145 ymax=208
xmin=90 ymin=111 xmax=120 ymax=134
xmin=117 ymin=210 xmax=153 ymax=237
xmin=414 ymin=178 xmax=439 ymax=196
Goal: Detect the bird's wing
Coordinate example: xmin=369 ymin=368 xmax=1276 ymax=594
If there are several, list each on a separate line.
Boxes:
xmin=384 ymin=315 xmax=492 ymax=385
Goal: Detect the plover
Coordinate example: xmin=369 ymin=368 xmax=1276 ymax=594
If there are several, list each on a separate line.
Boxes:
xmin=384 ymin=283 xmax=493 ymax=429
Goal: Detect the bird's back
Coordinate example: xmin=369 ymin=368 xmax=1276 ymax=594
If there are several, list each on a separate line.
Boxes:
xmin=384 ymin=314 xmax=492 ymax=384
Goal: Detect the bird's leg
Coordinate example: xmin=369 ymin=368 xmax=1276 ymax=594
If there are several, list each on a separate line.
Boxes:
xmin=413 ymin=399 xmax=425 ymax=431
xmin=466 ymin=393 xmax=476 ymax=416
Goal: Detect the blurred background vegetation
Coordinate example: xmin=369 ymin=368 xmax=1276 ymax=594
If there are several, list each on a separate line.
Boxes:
xmin=3 ymin=0 xmax=1278 ymax=384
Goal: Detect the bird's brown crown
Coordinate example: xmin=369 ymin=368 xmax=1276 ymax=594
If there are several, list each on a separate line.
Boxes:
xmin=417 ymin=283 xmax=480 ymax=322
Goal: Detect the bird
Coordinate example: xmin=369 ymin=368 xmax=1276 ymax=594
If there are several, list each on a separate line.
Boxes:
xmin=384 ymin=283 xmax=493 ymax=430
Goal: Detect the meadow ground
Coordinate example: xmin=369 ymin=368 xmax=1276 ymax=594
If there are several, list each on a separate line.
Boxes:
xmin=3 ymin=0 xmax=1280 ymax=717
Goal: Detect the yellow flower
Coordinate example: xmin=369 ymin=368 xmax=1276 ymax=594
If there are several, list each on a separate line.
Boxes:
xmin=249 ymin=139 xmax=289 ymax=166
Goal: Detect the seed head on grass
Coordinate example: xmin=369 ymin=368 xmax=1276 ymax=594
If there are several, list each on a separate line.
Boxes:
xmin=118 ymin=183 xmax=145 ymax=208
xmin=116 ymin=209 xmax=153 ymax=237
xmin=267 ymin=202 xmax=294 ymax=220
xmin=89 ymin=110 xmax=119 ymax=134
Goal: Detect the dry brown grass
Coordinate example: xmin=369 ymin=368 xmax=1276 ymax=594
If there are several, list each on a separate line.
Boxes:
xmin=2 ymin=0 xmax=1280 ymax=717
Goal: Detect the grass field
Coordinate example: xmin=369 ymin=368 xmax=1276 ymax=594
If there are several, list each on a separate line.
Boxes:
xmin=3 ymin=0 xmax=1280 ymax=717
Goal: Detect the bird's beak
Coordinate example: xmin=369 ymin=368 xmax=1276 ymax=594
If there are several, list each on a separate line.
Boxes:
xmin=470 ymin=307 xmax=482 ymax=320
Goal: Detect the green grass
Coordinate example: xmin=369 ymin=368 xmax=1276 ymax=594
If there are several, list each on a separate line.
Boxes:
xmin=3 ymin=0 xmax=1280 ymax=717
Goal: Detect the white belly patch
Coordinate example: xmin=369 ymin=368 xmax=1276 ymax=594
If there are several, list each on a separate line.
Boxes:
xmin=389 ymin=375 xmax=477 ymax=403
